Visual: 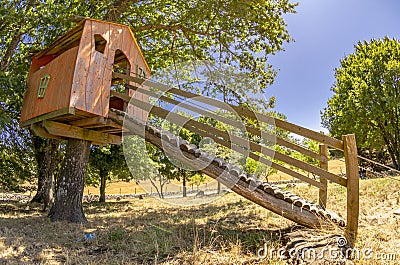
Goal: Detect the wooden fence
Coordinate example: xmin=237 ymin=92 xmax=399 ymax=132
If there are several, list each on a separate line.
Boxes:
xmin=112 ymin=72 xmax=359 ymax=245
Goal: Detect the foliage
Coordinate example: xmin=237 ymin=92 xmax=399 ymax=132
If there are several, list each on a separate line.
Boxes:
xmin=87 ymin=145 xmax=130 ymax=187
xmin=0 ymin=121 xmax=36 ymax=191
xmin=0 ymin=0 xmax=297 ymax=191
xmin=293 ymin=138 xmax=320 ymax=166
xmin=198 ymin=114 xmax=233 ymax=170
xmin=125 ymin=0 xmax=297 ymax=88
xmin=322 ymin=37 xmax=400 ymax=168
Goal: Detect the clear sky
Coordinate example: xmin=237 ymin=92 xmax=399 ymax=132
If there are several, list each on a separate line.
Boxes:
xmin=266 ymin=0 xmax=400 ymax=132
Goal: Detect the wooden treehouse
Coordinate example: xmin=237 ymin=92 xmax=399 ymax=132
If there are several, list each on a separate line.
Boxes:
xmin=20 ymin=19 xmax=360 ymax=245
xmin=20 ymin=18 xmax=150 ymax=145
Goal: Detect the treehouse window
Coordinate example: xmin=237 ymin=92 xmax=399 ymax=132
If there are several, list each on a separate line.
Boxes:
xmin=111 ymin=49 xmax=131 ymax=92
xmin=110 ymin=50 xmax=131 ymax=111
xmin=94 ymin=34 xmax=106 ymax=54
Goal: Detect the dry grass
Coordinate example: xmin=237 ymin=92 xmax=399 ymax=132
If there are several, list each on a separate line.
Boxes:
xmin=84 ymin=181 xmax=146 ymax=196
xmin=266 ymin=159 xmax=346 ymax=182
xmin=1 ymin=176 xmax=400 ymax=264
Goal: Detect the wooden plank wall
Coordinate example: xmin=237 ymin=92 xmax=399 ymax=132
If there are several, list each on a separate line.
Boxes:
xmin=21 ymin=18 xmax=150 ymax=124
xmin=20 ymin=47 xmax=78 ymax=123
xmin=70 ymin=19 xmax=150 ymax=120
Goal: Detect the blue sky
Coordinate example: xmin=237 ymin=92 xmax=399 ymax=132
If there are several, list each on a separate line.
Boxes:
xmin=266 ymin=0 xmax=400 ymax=132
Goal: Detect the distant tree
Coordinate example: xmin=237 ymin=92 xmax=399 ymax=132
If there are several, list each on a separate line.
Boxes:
xmin=322 ymin=37 xmax=400 ymax=169
xmin=148 ymin=114 xmax=205 ymax=197
xmin=87 ymin=145 xmax=130 ymax=202
xmin=145 ymin=144 xmax=172 ymax=198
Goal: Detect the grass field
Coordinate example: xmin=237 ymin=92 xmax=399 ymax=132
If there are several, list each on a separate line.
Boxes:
xmin=1 ymin=173 xmax=400 ymax=264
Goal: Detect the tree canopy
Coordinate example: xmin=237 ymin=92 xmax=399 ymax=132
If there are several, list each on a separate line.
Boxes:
xmin=0 ymin=0 xmax=297 ymax=192
xmin=322 ymin=37 xmax=400 ymax=168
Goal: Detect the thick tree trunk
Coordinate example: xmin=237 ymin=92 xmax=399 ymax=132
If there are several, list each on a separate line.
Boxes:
xmin=42 ymin=139 xmax=60 ymax=211
xmin=31 ymin=138 xmax=60 ymax=208
xmin=48 ymin=139 xmax=91 ymax=223
xmin=99 ymin=170 xmax=107 ymax=203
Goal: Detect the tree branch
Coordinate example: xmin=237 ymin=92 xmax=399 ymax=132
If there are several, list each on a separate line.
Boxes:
xmin=132 ymin=23 xmax=221 ymax=37
xmin=0 ymin=30 xmax=23 ymax=72
xmin=0 ymin=0 xmax=36 ymax=71
xmin=181 ymin=30 xmax=198 ymax=59
xmin=103 ymin=0 xmax=139 ymax=21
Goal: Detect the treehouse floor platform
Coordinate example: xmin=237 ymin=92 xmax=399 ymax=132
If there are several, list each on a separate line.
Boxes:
xmin=23 ymin=100 xmax=128 ymax=145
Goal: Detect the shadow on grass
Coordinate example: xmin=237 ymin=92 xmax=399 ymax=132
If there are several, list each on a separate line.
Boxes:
xmin=0 ymin=199 xmax=300 ymax=264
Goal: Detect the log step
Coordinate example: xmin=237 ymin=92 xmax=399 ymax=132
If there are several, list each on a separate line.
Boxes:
xmin=109 ymin=109 xmax=346 ymax=229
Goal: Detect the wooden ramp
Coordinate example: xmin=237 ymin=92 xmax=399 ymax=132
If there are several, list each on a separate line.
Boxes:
xmin=109 ymin=108 xmax=345 ymax=229
xmin=107 ymin=72 xmax=360 ymax=244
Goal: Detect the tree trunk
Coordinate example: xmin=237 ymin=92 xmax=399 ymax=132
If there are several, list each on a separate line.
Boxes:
xmin=48 ymin=139 xmax=91 ymax=223
xmin=99 ymin=170 xmax=107 ymax=203
xmin=0 ymin=30 xmax=22 ymax=72
xmin=159 ymin=178 xmax=164 ymax=199
xmin=31 ymin=136 xmax=46 ymax=203
xmin=42 ymin=139 xmax=60 ymax=211
xmin=31 ymin=137 xmax=60 ymax=206
xmin=182 ymin=173 xmax=187 ymax=197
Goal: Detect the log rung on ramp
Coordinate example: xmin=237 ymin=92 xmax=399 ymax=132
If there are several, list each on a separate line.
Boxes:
xmin=109 ymin=109 xmax=346 ymax=229
xmin=111 ymin=72 xmax=359 ymax=245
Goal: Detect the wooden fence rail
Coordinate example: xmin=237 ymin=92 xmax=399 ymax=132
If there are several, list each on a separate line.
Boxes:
xmin=112 ymin=72 xmax=360 ymax=245
xmin=113 ymin=72 xmax=344 ymax=149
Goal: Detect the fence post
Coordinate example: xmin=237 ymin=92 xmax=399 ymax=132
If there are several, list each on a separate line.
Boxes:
xmin=318 ymin=144 xmax=328 ymax=208
xmin=343 ymin=134 xmax=359 ymax=246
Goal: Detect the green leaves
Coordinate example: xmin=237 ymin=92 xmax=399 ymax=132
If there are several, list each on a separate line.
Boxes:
xmin=87 ymin=144 xmax=130 ymax=187
xmin=126 ymin=0 xmax=296 ymax=90
xmin=0 ymin=0 xmax=296 ymax=191
xmin=322 ymin=37 xmax=400 ymax=168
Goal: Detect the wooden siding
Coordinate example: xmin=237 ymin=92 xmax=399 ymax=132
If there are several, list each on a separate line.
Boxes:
xmin=21 ymin=18 xmax=150 ymax=126
xmin=70 ymin=19 xmax=150 ymax=120
xmin=20 ymin=46 xmax=78 ymax=123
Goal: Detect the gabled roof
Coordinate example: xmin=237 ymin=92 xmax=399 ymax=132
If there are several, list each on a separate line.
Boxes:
xmin=34 ymin=18 xmax=150 ymax=72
